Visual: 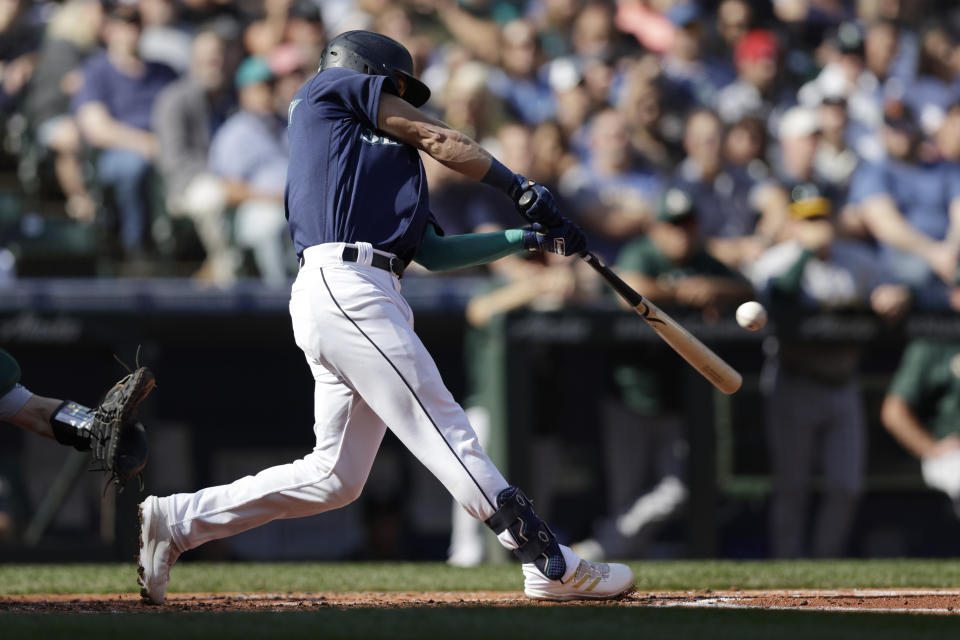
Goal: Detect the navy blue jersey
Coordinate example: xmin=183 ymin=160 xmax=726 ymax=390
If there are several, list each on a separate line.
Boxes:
xmin=284 ymin=67 xmax=437 ymax=263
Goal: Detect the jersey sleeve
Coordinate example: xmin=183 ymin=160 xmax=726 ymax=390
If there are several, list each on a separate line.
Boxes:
xmin=848 ymin=161 xmax=889 ymax=203
xmin=308 ymin=68 xmax=388 ymax=131
xmin=945 ymin=163 xmax=960 ymax=204
xmin=888 ymin=340 xmax=935 ymax=408
xmin=71 ymin=57 xmax=107 ymax=112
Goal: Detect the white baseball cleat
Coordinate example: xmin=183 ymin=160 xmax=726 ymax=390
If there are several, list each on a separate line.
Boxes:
xmin=137 ymin=495 xmax=181 ymax=604
xmin=523 ymin=545 xmax=635 ymax=601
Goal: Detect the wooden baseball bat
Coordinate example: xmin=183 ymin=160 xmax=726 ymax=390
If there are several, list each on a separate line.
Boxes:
xmin=518 ymin=189 xmax=742 ymax=394
xmin=579 ymin=251 xmax=742 ymax=394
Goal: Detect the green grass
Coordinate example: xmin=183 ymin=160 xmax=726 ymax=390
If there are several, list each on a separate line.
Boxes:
xmin=1 ymin=559 xmax=960 ymax=595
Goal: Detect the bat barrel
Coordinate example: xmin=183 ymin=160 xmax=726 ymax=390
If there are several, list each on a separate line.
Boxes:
xmin=581 ymin=253 xmax=742 ymax=395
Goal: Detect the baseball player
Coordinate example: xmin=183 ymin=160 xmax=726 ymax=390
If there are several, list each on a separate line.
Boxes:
xmin=0 ymin=348 xmax=153 ymax=487
xmin=882 ymin=338 xmax=960 ymax=518
xmin=747 ymin=181 xmax=910 ymax=558
xmin=137 ymin=31 xmax=635 ymax=603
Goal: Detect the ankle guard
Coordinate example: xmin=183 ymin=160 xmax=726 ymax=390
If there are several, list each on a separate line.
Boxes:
xmin=51 ymin=400 xmax=94 ymax=451
xmin=485 ymin=486 xmax=566 ymax=580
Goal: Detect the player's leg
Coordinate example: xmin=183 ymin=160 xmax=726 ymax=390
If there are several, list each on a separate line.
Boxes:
xmin=573 ymin=398 xmax=656 ymax=560
xmin=811 ymin=382 xmax=865 ymax=558
xmin=447 ymin=405 xmax=490 ymax=567
xmin=305 ymin=262 xmax=633 ymax=599
xmin=765 ymin=369 xmax=819 ymax=558
xmin=140 ymin=362 xmax=388 ymax=602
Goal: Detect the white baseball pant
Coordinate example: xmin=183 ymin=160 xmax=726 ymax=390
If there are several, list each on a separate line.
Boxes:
xmin=163 ymin=242 xmax=512 ymax=553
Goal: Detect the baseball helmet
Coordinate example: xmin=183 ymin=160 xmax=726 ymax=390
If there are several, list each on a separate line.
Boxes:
xmin=320 ymin=30 xmax=431 ymax=107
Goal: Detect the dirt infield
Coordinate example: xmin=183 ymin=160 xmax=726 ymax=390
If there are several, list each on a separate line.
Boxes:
xmin=2 ymin=589 xmax=960 ymax=614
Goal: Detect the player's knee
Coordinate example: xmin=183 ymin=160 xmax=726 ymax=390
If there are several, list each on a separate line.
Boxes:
xmin=0 ymin=349 xmax=22 ymax=397
xmin=336 ymin=477 xmax=366 ymax=506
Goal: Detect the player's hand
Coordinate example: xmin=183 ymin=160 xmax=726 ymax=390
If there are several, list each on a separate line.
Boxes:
xmin=523 ymin=220 xmax=587 ymax=256
xmin=513 ymin=177 xmax=563 ymax=227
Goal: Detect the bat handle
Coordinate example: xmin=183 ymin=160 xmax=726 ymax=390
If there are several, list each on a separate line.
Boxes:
xmin=579 ymin=251 xmax=644 ymax=307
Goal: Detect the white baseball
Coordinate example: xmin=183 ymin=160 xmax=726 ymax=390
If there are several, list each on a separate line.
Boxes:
xmin=736 ymin=301 xmax=767 ymax=331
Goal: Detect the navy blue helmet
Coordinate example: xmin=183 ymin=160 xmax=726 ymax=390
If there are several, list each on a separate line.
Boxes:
xmin=320 ymin=30 xmax=431 ymax=107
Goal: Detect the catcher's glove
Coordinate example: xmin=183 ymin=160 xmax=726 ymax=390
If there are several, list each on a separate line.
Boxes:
xmin=90 ymin=367 xmax=155 ymax=489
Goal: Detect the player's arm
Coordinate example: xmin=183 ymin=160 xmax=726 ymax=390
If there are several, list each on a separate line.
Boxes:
xmin=881 ymin=394 xmax=949 ymax=459
xmin=77 ymin=102 xmax=157 ymax=157
xmin=860 ymin=195 xmax=946 ymax=259
xmin=414 ymin=223 xmax=586 ymax=270
xmin=377 ymin=93 xmax=565 ymax=229
xmin=378 ymin=92 xmax=498 ymax=180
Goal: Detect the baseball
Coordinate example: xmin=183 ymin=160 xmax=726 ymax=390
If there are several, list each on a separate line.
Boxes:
xmin=736 ymin=301 xmax=767 ymax=331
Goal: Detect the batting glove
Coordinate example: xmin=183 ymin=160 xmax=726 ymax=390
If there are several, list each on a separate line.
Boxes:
xmin=522 ymin=220 xmax=587 ymax=256
xmin=512 ymin=176 xmax=563 ymax=228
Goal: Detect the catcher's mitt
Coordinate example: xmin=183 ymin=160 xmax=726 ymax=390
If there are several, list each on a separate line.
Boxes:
xmin=90 ymin=367 xmax=155 ymax=489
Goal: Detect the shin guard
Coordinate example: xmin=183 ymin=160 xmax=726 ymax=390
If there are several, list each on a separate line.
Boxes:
xmin=485 ymin=486 xmax=566 ymax=580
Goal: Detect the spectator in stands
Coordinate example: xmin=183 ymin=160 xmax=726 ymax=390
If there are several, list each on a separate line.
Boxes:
xmin=22 ymin=0 xmax=103 ymax=222
xmin=935 ymin=102 xmax=960 ymax=163
xmin=284 ymin=0 xmax=326 ymax=72
xmin=0 ymin=0 xmax=40 ymax=117
xmin=153 ymin=29 xmax=238 ymax=286
xmin=572 ymin=187 xmax=751 ymax=560
xmin=531 ymin=120 xmax=579 ymax=190
xmin=442 ymin=61 xmax=504 ymax=147
xmin=208 ymin=56 xmax=293 ymax=286
xmin=73 ymin=2 xmax=177 ymax=257
xmin=770 ymin=0 xmax=839 ymax=83
xmin=814 ymin=93 xmax=859 ymax=192
xmin=748 ymin=182 xmax=910 ymax=558
xmin=906 ymin=25 xmax=960 ymax=137
xmin=710 ymin=0 xmax=753 ymax=60
xmin=534 ymin=0 xmax=580 ymax=59
xmin=487 ymin=19 xmax=555 ymax=126
xmin=674 ymin=108 xmax=782 ymax=272
xmin=559 ymin=108 xmax=660 ymax=262
xmin=659 ymin=2 xmax=734 ymax=113
xmin=244 ymin=0 xmax=295 ymax=58
xmin=139 ymin=0 xmax=193 ymax=74
xmin=723 ymin=115 xmax=768 ymax=172
xmin=849 ymin=101 xmax=960 ymax=309
xmin=798 ymin=21 xmax=897 ymax=163
xmin=716 ymin=29 xmax=786 ymax=128
xmin=616 ymin=54 xmax=673 ymax=169
xmin=570 ymin=0 xmax=618 ymax=62
xmin=882 ymin=338 xmax=960 ymax=520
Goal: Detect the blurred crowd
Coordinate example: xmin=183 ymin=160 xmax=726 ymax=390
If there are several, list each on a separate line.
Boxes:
xmin=4 ymin=0 xmax=960 ymax=558
xmin=0 ymin=0 xmax=955 ymax=294
xmin=0 ymin=0 xmax=953 ymax=295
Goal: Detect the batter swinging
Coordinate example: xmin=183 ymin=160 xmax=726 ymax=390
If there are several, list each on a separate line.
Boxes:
xmin=137 ymin=31 xmax=634 ymax=603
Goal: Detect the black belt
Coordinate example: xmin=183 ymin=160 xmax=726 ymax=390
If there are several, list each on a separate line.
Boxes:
xmin=300 ymin=246 xmax=404 ymax=278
